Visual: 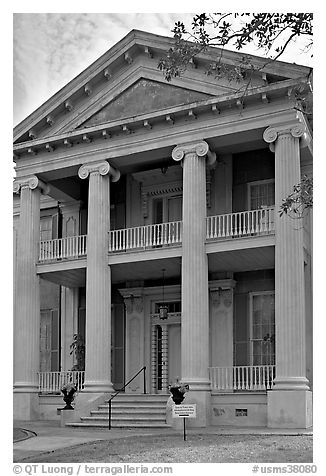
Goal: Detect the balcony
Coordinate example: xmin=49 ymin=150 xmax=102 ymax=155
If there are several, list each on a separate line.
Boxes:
xmin=38 ymin=208 xmax=275 ymax=263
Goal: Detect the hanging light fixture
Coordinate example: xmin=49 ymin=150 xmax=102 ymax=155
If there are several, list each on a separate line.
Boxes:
xmin=159 ymin=268 xmax=168 ymax=320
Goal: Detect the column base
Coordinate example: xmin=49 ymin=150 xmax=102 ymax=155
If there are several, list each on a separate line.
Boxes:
xmin=13 ymin=391 xmax=39 ymax=421
xmin=267 ymin=390 xmax=312 ymax=428
xmin=182 ymin=378 xmax=211 ymax=392
xmin=273 ymin=376 xmax=310 ymax=391
xmin=83 ymin=380 xmax=115 ymax=394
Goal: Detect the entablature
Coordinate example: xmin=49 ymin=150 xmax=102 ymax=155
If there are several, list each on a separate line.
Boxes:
xmin=14 ymin=81 xmax=306 ymax=179
xmin=14 ymin=76 xmax=306 ymax=156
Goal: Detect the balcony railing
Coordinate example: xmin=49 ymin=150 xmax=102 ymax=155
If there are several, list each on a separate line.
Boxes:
xmin=109 ymin=221 xmax=182 ymax=252
xmin=209 ymin=365 xmax=275 ymax=392
xmin=206 ymin=207 xmax=275 ymax=240
xmin=39 ymin=235 xmax=87 ymax=262
xmin=38 ymin=208 xmax=275 ymax=262
xmin=38 ymin=371 xmax=85 ymax=394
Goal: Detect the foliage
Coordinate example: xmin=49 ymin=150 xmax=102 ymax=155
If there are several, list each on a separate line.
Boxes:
xmin=61 ymin=382 xmax=77 ymax=393
xmin=69 ymin=333 xmax=85 ymax=371
xmin=158 ymin=13 xmax=313 ymax=83
xmin=158 ymin=14 xmax=313 ymax=214
xmin=279 ymin=175 xmax=313 ymax=217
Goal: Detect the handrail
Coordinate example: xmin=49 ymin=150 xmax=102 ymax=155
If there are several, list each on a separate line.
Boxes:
xmin=108 ymin=366 xmax=146 ymax=429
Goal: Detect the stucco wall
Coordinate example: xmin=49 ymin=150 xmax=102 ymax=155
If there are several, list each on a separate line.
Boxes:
xmin=211 ymin=393 xmax=267 ymax=427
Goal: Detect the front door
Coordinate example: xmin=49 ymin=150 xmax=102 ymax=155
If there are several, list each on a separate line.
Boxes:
xmin=151 ymin=302 xmax=181 ymax=393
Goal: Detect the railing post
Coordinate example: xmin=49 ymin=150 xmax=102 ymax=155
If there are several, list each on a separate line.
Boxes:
xmin=109 ymin=399 xmax=112 ymax=430
xmin=143 ymin=366 xmax=147 ymax=394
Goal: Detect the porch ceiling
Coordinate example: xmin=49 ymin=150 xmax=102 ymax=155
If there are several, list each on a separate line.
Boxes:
xmin=39 ymin=267 xmax=86 ymax=288
xmin=208 ymin=245 xmax=275 ymax=273
xmin=111 ymin=256 xmax=182 ymax=284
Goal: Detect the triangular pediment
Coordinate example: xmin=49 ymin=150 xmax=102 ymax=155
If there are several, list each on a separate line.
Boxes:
xmin=13 ymin=29 xmax=312 ymax=144
xmin=78 ymin=79 xmax=213 ymax=129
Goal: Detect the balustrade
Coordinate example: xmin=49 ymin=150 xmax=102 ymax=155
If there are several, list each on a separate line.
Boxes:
xmin=206 ymin=207 xmax=275 ymax=240
xmin=209 ymin=365 xmax=275 ymax=391
xmin=37 ymin=209 xmax=274 ymax=261
xmin=39 ymin=235 xmax=87 ymax=262
xmin=38 ymin=371 xmax=85 ymax=393
xmin=109 ymin=221 xmax=182 ymax=252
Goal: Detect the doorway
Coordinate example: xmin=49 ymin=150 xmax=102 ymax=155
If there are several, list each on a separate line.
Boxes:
xmin=151 ymin=301 xmax=181 ymax=393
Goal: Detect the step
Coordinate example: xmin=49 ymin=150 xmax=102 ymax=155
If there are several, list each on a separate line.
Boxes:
xmin=82 ymin=414 xmax=166 ymax=422
xmin=65 ymin=393 xmax=170 ymax=429
xmin=92 ymin=408 xmax=166 ymax=416
xmin=66 ymin=421 xmax=170 ymax=429
xmin=106 ymin=394 xmax=169 ymax=403
xmin=99 ymin=402 xmax=167 ymax=409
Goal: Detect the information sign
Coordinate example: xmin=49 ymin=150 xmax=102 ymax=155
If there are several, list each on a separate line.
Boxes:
xmin=172 ymin=404 xmax=197 ymax=418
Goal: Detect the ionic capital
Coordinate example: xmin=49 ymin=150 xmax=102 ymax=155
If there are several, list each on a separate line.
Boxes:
xmin=78 ymin=161 xmax=120 ymax=182
xmin=13 ymin=176 xmax=49 ymax=195
xmin=172 ymin=140 xmax=216 ymax=167
xmin=263 ymin=122 xmax=306 ymax=152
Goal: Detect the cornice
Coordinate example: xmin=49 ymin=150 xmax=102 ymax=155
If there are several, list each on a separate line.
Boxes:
xmin=13 ymin=77 xmax=307 ymax=161
xmin=14 ymin=105 xmax=299 ymax=178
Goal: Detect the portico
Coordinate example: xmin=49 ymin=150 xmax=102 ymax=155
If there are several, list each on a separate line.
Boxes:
xmin=13 ymin=29 xmax=312 ymax=428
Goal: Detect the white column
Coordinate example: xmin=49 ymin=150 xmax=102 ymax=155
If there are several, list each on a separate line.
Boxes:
xmin=78 ymin=161 xmax=120 ymax=393
xmin=172 ymin=141 xmax=216 ymax=426
xmin=59 ymin=201 xmax=82 ymax=370
xmin=13 ymin=176 xmax=49 ymax=419
xmin=264 ymin=121 xmax=312 ymax=428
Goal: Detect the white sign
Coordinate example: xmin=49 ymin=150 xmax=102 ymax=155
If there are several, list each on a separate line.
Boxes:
xmin=172 ymin=404 xmax=197 ymax=418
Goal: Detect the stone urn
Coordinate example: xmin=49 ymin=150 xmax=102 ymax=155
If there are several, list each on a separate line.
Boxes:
xmin=61 ymin=383 xmax=77 ymax=410
xmin=169 ymin=383 xmax=189 ymax=405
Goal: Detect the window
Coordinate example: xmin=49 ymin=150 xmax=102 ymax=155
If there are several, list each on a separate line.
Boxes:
xmin=249 ymin=292 xmax=275 ymax=366
xmin=40 ymin=309 xmax=60 ymax=372
xmin=248 ymin=180 xmax=275 ymax=210
xmin=152 ymin=195 xmax=182 ymax=224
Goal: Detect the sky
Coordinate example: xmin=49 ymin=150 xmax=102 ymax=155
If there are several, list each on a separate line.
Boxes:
xmin=13 ymin=12 xmax=314 ymax=126
xmin=13 ymin=13 xmax=195 ymax=125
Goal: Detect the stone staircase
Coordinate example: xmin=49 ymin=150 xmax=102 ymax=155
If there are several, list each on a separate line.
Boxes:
xmin=66 ymin=393 xmax=170 ymax=428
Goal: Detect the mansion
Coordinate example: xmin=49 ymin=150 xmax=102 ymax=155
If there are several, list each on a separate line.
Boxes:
xmin=13 ymin=30 xmax=312 ymax=428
